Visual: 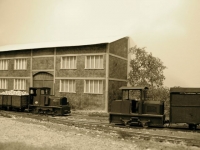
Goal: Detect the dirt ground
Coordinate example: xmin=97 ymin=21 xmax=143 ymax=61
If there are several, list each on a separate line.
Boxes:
xmin=0 ymin=115 xmax=199 ymax=150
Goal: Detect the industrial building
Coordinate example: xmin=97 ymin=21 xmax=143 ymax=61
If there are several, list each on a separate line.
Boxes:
xmin=0 ymin=37 xmax=130 ymax=111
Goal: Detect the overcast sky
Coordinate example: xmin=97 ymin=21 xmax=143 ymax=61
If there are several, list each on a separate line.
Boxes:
xmin=0 ymin=0 xmax=200 ymax=87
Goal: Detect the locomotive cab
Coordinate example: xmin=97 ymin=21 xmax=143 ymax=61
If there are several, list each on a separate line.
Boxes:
xmin=110 ymin=87 xmax=148 ymax=114
xmin=109 ymin=86 xmax=165 ymax=127
xmin=29 ymin=87 xmax=51 ymax=106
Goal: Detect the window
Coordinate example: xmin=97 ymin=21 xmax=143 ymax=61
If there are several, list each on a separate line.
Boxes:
xmin=85 ymin=55 xmax=103 ymax=69
xmin=14 ymin=79 xmax=26 ymax=90
xmin=61 ymin=56 xmax=76 ymax=69
xmin=14 ymin=59 xmax=27 ymax=70
xmin=0 ymin=59 xmax=9 ymax=70
xmin=60 ymin=80 xmax=76 ymax=93
xmin=84 ymin=80 xmax=103 ymax=94
xmin=0 ymin=79 xmax=8 ymax=89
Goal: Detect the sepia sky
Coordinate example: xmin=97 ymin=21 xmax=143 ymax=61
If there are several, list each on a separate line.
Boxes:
xmin=0 ymin=0 xmax=200 ymax=87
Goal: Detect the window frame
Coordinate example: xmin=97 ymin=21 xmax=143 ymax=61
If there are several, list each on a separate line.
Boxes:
xmin=84 ymin=80 xmax=103 ymax=94
xmin=60 ymin=56 xmax=77 ymax=69
xmin=13 ymin=79 xmax=26 ymax=90
xmin=14 ymin=58 xmax=27 ymax=70
xmin=85 ymin=55 xmax=104 ymax=69
xmin=0 ymin=59 xmax=9 ymax=70
xmin=59 ymin=79 xmax=76 ymax=93
xmin=0 ymin=78 xmax=8 ymax=89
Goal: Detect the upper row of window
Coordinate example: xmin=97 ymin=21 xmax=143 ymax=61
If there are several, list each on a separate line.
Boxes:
xmin=0 ymin=55 xmax=104 ymax=70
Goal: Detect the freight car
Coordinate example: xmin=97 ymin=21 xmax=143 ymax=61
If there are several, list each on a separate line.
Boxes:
xmin=0 ymin=92 xmax=29 ymax=111
xmin=109 ymin=86 xmax=200 ymax=129
xmin=170 ymin=87 xmax=200 ymax=130
xmin=0 ymin=87 xmax=71 ymax=116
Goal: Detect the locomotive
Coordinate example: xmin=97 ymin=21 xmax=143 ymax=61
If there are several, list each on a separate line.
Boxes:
xmin=109 ymin=86 xmax=200 ymax=129
xmin=0 ymin=87 xmax=71 ymax=116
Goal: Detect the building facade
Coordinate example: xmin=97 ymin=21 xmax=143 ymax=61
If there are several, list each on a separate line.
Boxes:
xmin=0 ymin=37 xmax=129 ymax=111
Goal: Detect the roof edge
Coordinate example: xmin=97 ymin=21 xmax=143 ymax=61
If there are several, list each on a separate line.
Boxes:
xmin=0 ymin=36 xmax=129 ymax=52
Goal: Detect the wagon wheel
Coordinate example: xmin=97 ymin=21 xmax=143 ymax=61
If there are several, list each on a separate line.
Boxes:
xmin=189 ymin=124 xmax=197 ymax=130
xmin=7 ymin=106 xmax=11 ymax=111
xmin=20 ymin=108 xmax=25 ymax=112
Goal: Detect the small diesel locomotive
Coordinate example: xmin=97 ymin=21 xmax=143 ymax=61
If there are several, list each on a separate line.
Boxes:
xmin=109 ymin=86 xmax=200 ymax=129
xmin=109 ymin=87 xmax=165 ymax=127
xmin=29 ymin=87 xmax=71 ymax=115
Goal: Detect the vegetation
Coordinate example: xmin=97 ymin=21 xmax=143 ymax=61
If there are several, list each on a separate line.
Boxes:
xmin=129 ymin=46 xmax=166 ymax=88
xmin=128 ymin=46 xmax=170 ymax=115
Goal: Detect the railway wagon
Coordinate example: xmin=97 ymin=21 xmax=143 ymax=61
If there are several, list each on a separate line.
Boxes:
xmin=109 ymin=87 xmax=165 ymax=127
xmin=0 ymin=95 xmax=11 ymax=110
xmin=29 ymin=87 xmax=71 ymax=115
xmin=170 ymin=87 xmax=200 ymax=129
xmin=11 ymin=95 xmax=29 ymax=111
xmin=0 ymin=95 xmax=28 ymax=111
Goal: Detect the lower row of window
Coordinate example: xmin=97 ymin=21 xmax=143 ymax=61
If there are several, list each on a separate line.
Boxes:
xmin=0 ymin=79 xmax=103 ymax=94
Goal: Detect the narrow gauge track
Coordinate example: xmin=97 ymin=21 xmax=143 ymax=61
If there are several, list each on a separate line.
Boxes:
xmin=1 ymin=110 xmax=200 ymax=148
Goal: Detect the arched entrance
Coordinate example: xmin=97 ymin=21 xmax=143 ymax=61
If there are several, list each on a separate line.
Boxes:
xmin=33 ymin=72 xmax=54 ymax=95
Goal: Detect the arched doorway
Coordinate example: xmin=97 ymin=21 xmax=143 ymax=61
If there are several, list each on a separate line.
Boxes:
xmin=33 ymin=72 xmax=54 ymax=95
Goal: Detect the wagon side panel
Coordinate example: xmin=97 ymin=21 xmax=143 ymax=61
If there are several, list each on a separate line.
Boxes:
xmin=170 ymin=94 xmax=200 ymax=124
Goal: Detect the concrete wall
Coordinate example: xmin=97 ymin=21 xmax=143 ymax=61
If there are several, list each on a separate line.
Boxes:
xmin=107 ymin=37 xmax=129 ymax=111
xmin=32 ymin=57 xmax=54 ymax=70
xmin=0 ymin=50 xmax=31 ymax=58
xmin=109 ymin=55 xmax=127 ymax=79
xmin=55 ymin=55 xmax=106 ymax=78
xmin=56 ymin=44 xmax=106 ymax=55
xmin=54 ymin=79 xmax=105 ymax=110
xmin=32 ymin=48 xmax=54 ymax=56
xmin=109 ymin=37 xmax=128 ymax=58
xmin=0 ymin=50 xmax=31 ymax=92
xmin=55 ymin=44 xmax=107 ymax=110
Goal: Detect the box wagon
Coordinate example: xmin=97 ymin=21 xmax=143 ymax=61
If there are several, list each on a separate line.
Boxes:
xmin=11 ymin=95 xmax=29 ymax=111
xmin=170 ymin=87 xmax=200 ymax=129
xmin=0 ymin=95 xmax=12 ymax=110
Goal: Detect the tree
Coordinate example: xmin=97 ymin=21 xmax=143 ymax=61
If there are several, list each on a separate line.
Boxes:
xmin=128 ymin=46 xmax=168 ymax=101
xmin=129 ymin=46 xmax=166 ymax=88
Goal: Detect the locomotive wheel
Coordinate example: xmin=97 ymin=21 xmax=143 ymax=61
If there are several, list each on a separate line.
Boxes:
xmin=140 ymin=120 xmax=150 ymax=128
xmin=52 ymin=111 xmax=57 ymax=116
xmin=52 ymin=109 xmax=61 ymax=116
xmin=44 ymin=110 xmax=50 ymax=115
xmin=189 ymin=124 xmax=197 ymax=130
xmin=33 ymin=108 xmax=38 ymax=114
xmin=38 ymin=109 xmax=43 ymax=114
xmin=7 ymin=106 xmax=11 ymax=111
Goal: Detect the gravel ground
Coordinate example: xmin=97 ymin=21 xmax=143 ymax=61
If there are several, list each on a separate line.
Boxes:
xmin=0 ymin=116 xmax=199 ymax=150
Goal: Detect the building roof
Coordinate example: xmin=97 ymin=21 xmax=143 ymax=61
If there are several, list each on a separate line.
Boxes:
xmin=119 ymin=86 xmax=148 ymax=90
xmin=0 ymin=36 xmax=128 ymax=52
xmin=170 ymin=87 xmax=200 ymax=93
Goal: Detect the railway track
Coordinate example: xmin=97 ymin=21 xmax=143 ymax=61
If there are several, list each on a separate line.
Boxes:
xmin=1 ymin=110 xmax=200 ymax=148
